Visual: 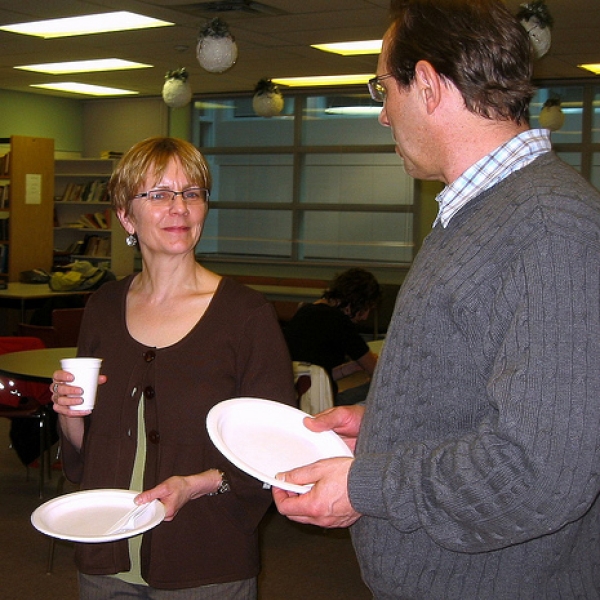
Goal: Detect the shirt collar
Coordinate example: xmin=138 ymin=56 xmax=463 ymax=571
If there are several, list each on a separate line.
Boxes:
xmin=434 ymin=128 xmax=552 ymax=228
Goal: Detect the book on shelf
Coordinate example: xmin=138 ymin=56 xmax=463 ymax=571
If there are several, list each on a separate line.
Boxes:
xmin=60 ymin=179 xmax=109 ymax=202
xmin=75 ymin=210 xmax=109 ymax=229
xmin=79 ymin=235 xmax=99 ymax=256
xmin=81 ymin=234 xmax=110 ymax=257
xmin=0 ymin=243 xmax=8 ymax=274
xmin=79 ymin=214 xmax=99 ymax=229
xmin=93 ymin=210 xmax=109 ymax=229
xmin=0 ymin=152 xmax=10 ymax=177
xmin=93 ymin=181 xmax=109 ymax=202
xmin=56 ymin=239 xmax=85 ymax=255
xmin=82 ymin=179 xmax=109 ymax=202
xmin=96 ymin=236 xmax=111 ymax=257
xmin=100 ymin=150 xmax=123 ymax=160
xmin=57 ymin=207 xmax=112 ymax=230
xmin=0 ymin=183 xmax=9 ymax=208
xmin=0 ymin=214 xmax=9 ymax=241
xmin=60 ymin=182 xmax=81 ymax=202
xmin=60 ymin=220 xmax=86 ymax=228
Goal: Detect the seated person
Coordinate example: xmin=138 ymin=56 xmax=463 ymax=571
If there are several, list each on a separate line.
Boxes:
xmin=283 ymin=268 xmax=381 ymax=405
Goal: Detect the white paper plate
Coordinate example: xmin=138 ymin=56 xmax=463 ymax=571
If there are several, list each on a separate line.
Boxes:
xmin=31 ymin=489 xmax=165 ymax=543
xmin=207 ymin=397 xmax=353 ymax=494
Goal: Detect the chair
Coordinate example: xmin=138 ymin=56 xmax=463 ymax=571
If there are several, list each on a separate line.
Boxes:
xmin=51 ymin=307 xmax=84 ymax=347
xmin=0 ymin=336 xmax=54 ymax=498
xmin=292 ymin=361 xmax=334 ymax=415
xmin=17 ymin=322 xmax=58 ymax=348
xmin=17 ymin=306 xmax=84 ymax=349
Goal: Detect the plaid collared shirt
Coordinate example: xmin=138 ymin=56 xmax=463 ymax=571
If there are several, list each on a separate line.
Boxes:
xmin=434 ymin=128 xmax=552 ymax=228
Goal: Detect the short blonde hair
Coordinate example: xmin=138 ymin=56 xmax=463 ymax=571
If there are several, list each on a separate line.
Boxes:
xmin=108 ymin=137 xmax=212 ymax=215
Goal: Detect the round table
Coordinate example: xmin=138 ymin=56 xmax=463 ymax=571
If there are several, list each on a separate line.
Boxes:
xmin=0 ymin=347 xmax=77 ymax=383
xmin=0 ymin=346 xmax=77 ymax=498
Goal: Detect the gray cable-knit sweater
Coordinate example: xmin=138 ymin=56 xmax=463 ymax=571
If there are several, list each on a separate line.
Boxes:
xmin=349 ymin=152 xmax=600 ymax=599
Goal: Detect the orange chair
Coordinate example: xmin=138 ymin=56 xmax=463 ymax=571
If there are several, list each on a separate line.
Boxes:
xmin=0 ymin=336 xmax=54 ymax=497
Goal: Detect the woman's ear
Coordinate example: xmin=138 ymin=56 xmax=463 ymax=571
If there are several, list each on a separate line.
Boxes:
xmin=117 ymin=208 xmax=134 ymax=236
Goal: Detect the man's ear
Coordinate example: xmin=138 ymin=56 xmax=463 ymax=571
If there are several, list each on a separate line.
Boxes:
xmin=414 ymin=60 xmax=442 ymax=114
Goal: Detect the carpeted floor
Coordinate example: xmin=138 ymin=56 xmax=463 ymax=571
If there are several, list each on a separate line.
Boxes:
xmin=0 ymin=419 xmax=372 ymax=599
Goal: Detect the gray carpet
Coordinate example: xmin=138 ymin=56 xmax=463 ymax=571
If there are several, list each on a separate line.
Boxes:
xmin=0 ymin=419 xmax=372 ymax=599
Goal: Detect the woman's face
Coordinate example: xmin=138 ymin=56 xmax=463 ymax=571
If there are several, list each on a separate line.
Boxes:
xmin=118 ymin=157 xmax=208 ymax=257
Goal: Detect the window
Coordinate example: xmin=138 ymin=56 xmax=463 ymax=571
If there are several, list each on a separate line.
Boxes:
xmin=192 ymin=82 xmax=600 ymax=267
xmin=192 ymin=92 xmax=413 ymax=266
xmin=531 ymin=83 xmax=600 ymax=185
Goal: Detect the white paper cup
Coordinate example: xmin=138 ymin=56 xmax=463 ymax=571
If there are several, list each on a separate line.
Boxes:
xmin=60 ymin=357 xmax=103 ymax=411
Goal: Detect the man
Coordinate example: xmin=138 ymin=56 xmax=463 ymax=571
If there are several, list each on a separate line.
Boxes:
xmin=273 ymin=1 xmax=600 ymax=598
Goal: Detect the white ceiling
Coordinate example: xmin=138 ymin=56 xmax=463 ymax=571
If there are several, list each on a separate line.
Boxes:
xmin=0 ymin=0 xmax=598 ymax=100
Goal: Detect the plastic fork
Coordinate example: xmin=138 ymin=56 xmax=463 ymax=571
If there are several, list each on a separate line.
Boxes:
xmin=105 ymin=502 xmax=154 ymax=535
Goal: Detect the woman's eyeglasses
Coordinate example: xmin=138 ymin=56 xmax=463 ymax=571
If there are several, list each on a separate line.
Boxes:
xmin=134 ymin=187 xmax=209 ymax=206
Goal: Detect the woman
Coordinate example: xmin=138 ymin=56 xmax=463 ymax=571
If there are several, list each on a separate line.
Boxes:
xmin=283 ymin=268 xmax=381 ymax=405
xmin=51 ymin=137 xmax=296 ymax=599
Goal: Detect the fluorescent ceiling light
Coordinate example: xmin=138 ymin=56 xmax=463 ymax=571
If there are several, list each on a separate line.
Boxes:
xmin=578 ymin=63 xmax=600 ymax=75
xmin=193 ymin=100 xmax=233 ymax=110
xmin=16 ymin=59 xmax=152 ymax=75
xmin=30 ymin=82 xmax=138 ymax=96
xmin=312 ymin=40 xmax=382 ymax=56
xmin=325 ymin=106 xmax=382 ymax=116
xmin=272 ymin=74 xmax=374 ymax=87
xmin=0 ymin=11 xmax=173 ymax=39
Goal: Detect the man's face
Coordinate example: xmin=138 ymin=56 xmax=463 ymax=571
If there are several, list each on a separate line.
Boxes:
xmin=376 ymin=33 xmax=439 ymax=182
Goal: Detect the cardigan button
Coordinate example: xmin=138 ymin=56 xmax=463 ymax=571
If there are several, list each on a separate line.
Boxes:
xmin=144 ymin=386 xmax=155 ymax=399
xmin=143 ymin=350 xmax=156 ymax=362
xmin=148 ymin=430 xmax=160 ymax=444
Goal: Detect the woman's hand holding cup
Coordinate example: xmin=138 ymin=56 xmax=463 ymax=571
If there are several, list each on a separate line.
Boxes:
xmin=51 ymin=357 xmax=104 ymax=415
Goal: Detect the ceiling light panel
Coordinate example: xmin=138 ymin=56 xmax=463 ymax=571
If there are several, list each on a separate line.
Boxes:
xmin=0 ymin=12 xmax=174 ymax=39
xmin=312 ymin=40 xmax=382 ymax=56
xmin=272 ymin=74 xmax=374 ymax=87
xmin=30 ymin=82 xmax=139 ymax=96
xmin=16 ymin=59 xmax=152 ymax=75
xmin=578 ymin=64 xmax=600 ymax=75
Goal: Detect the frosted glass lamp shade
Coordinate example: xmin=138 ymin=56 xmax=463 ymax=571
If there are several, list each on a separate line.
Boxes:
xmin=521 ymin=17 xmax=551 ymax=58
xmin=196 ymin=36 xmax=237 ymax=73
xmin=252 ymin=91 xmax=284 ymax=117
xmin=539 ymin=104 xmax=565 ymax=131
xmin=162 ymin=78 xmax=192 ymax=108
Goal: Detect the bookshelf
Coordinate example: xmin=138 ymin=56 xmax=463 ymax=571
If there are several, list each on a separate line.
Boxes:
xmin=0 ymin=136 xmax=54 ymax=283
xmin=54 ymin=158 xmax=134 ymax=277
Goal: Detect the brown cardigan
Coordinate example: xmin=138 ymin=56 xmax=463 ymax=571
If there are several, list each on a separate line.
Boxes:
xmin=60 ymin=275 xmax=296 ymax=589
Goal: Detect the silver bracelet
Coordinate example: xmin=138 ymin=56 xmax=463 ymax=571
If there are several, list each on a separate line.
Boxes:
xmin=207 ymin=469 xmax=231 ymax=496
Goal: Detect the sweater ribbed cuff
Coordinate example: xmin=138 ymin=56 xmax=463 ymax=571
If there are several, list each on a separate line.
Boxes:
xmin=348 ymin=453 xmax=390 ymax=518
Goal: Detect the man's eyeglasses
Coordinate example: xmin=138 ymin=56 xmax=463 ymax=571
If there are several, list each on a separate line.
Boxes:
xmin=368 ymin=73 xmax=394 ymax=103
xmin=134 ymin=187 xmax=209 ymax=206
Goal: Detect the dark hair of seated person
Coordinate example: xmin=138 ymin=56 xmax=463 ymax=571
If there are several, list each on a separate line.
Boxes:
xmin=321 ymin=268 xmax=382 ymax=319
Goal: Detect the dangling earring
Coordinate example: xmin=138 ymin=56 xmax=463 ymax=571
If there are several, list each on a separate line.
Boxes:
xmin=125 ymin=233 xmax=138 ymax=247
